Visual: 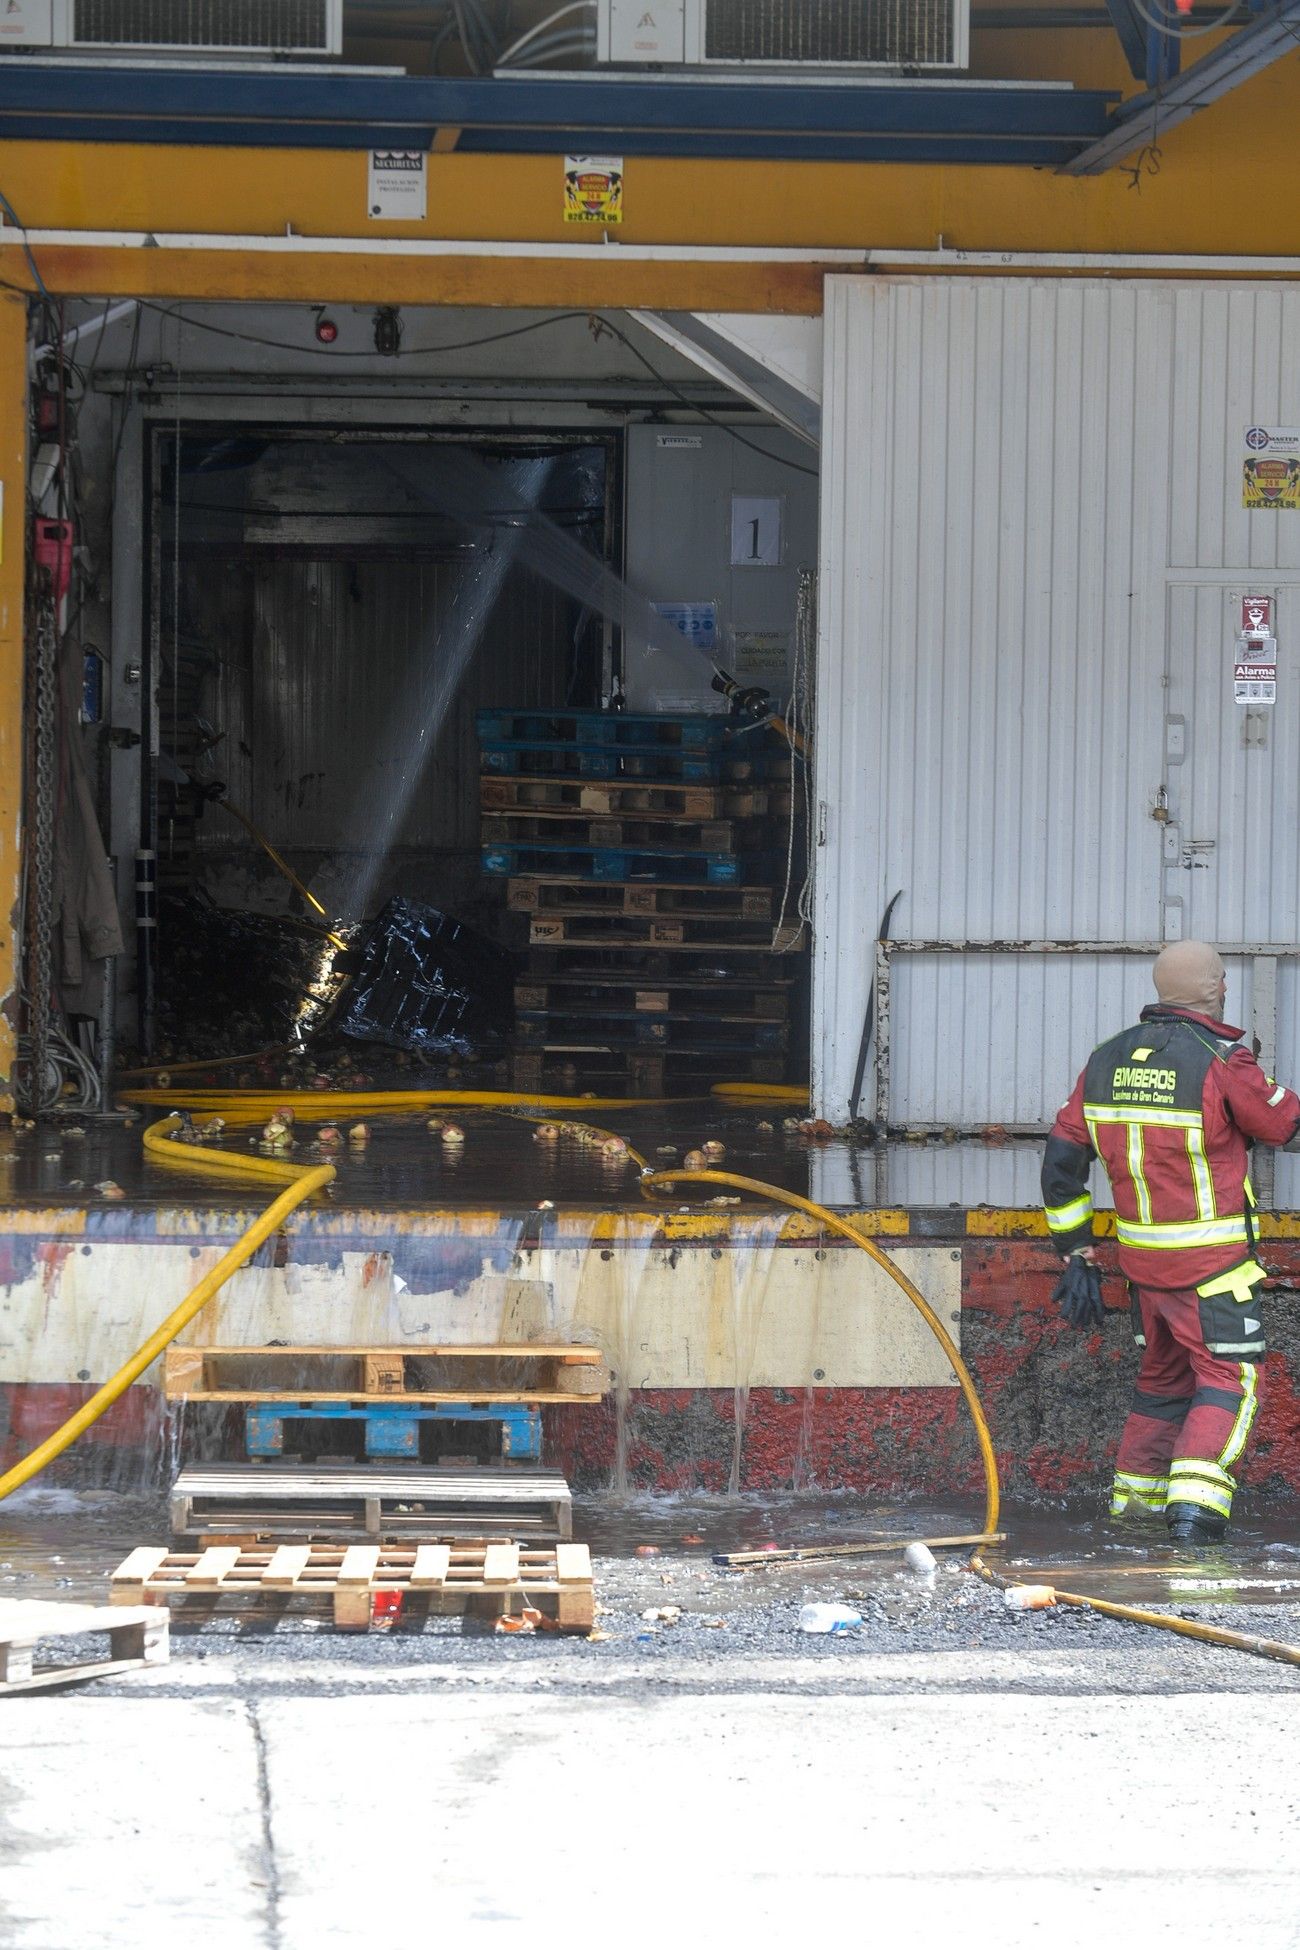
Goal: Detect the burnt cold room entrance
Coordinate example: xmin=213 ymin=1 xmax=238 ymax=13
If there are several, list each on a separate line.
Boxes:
xmin=137 ymin=408 xmax=810 ymax=1097
xmin=141 ymin=424 xmax=616 ymax=1073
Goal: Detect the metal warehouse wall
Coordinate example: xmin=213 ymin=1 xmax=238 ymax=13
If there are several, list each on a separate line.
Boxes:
xmin=814 ymin=276 xmax=1300 ymax=1196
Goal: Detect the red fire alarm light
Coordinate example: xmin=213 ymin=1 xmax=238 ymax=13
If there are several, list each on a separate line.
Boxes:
xmin=313 ymin=311 xmax=339 ymax=344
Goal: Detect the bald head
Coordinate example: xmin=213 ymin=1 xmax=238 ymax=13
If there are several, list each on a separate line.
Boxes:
xmin=1153 ymin=940 xmax=1226 ymax=1015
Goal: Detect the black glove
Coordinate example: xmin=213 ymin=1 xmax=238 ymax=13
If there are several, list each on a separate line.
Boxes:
xmin=1053 ymin=1253 xmax=1104 ymax=1331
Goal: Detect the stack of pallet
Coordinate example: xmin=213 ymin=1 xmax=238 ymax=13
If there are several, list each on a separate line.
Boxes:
xmin=108 ymin=1342 xmax=606 ymax=1633
xmin=477 ymin=706 xmax=807 ymax=1095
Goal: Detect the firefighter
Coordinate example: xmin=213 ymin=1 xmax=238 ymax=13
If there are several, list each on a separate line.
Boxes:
xmin=1042 ymin=940 xmax=1300 ymax=1543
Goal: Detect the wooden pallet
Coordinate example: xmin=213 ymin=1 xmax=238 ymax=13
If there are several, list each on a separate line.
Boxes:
xmin=0 ymin=1598 xmax=169 ymax=1693
xmin=480 ymin=740 xmax=767 ymax=783
xmin=483 ymin=841 xmax=771 ymax=886
xmin=168 ymin=1462 xmax=573 ymax=1541
xmin=164 ymin=1342 xmax=609 ymax=1405
xmin=482 ymin=810 xmax=769 ymax=853
xmin=516 ymin=1009 xmax=789 ymax=1053
xmin=507 ymin=877 xmax=774 ymax=920
xmin=111 ymin=1541 xmax=595 ymax=1631
xmin=515 ymin=975 xmax=790 ymax=1018
xmin=481 ymin=775 xmax=769 ymax=819
xmin=511 ymin=1049 xmax=788 ymax=1094
xmin=526 ymin=914 xmax=804 ymax=950
xmin=477 ymin=707 xmax=732 ymax=749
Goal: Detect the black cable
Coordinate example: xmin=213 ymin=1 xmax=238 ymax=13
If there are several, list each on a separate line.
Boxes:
xmin=0 ymin=187 xmax=54 ymax=314
xmin=132 ymin=300 xmax=597 ymax=359
xmin=29 ymin=293 xmax=818 ymax=480
xmin=848 ymin=888 xmax=904 ymax=1125
xmin=591 ymin=314 xmax=820 ymax=477
xmin=124 ymin=301 xmax=819 ymax=477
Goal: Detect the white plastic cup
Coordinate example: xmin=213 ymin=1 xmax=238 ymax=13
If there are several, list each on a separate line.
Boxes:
xmin=798 ymin=1602 xmax=862 ymax=1634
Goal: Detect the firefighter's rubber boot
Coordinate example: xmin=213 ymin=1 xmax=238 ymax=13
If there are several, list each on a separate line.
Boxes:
xmin=1165 ymin=1501 xmax=1228 ymax=1545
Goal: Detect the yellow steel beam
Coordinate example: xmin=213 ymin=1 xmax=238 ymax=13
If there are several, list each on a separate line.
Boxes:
xmin=0 ymin=292 xmax=24 ymax=1112
xmin=1 ymin=88 xmax=1300 ymax=262
xmin=0 ymin=240 xmax=833 ymax=312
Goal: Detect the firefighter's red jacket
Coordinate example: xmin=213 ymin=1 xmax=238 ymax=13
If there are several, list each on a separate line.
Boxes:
xmin=1042 ymin=1004 xmax=1300 ymax=1292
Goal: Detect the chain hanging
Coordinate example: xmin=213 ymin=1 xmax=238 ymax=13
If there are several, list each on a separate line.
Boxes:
xmin=22 ymin=595 xmax=59 ymax=1114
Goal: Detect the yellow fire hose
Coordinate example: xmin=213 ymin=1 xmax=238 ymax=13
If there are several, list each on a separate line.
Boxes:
xmin=211 ymin=796 xmax=348 ymax=952
xmin=1 ymin=1090 xmax=1296 ymax=1667
xmin=119 ymin=1082 xmax=811 ymax=1117
xmin=642 ymin=1166 xmax=998 ymax=1538
xmin=0 ymin=1118 xmax=336 ymax=1500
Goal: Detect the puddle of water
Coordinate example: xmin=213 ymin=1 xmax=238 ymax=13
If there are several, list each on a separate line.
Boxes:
xmin=0 ymin=1491 xmax=1296 ymax=1615
xmin=0 ymin=1111 xmax=1055 ymax=1214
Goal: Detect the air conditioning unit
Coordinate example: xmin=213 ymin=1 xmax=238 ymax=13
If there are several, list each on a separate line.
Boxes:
xmin=0 ymin=0 xmax=343 ymax=57
xmin=596 ymin=0 xmax=969 ymax=69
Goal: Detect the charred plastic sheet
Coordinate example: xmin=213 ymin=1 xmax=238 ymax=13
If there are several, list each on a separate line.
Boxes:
xmin=337 ymin=896 xmax=514 ymax=1059
xmin=156 ymin=891 xmax=349 ymax=1057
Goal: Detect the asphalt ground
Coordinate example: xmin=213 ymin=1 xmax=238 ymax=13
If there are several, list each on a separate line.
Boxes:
xmin=3 ymin=1494 xmax=1300 ymax=1947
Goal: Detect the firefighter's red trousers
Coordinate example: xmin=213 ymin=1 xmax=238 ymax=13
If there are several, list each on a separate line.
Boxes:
xmin=1110 ymin=1285 xmax=1259 ymax=1526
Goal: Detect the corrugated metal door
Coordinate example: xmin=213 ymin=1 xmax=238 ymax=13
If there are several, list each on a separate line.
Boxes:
xmin=1162 ymin=583 xmax=1300 ymax=947
xmin=815 ymin=276 xmax=1300 ymax=1130
xmin=1163 ymin=580 xmax=1300 ymax=1205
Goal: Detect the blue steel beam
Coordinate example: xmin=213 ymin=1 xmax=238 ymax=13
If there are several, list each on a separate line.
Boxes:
xmin=1102 ymin=0 xmax=1148 ymax=77
xmin=1063 ymin=0 xmax=1300 ymax=172
xmin=0 ymin=63 xmax=1117 ymax=165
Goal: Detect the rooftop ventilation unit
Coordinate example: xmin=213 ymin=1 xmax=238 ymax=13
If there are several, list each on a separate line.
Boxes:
xmin=0 ymin=0 xmax=343 ymax=55
xmin=596 ymin=0 xmax=968 ymax=69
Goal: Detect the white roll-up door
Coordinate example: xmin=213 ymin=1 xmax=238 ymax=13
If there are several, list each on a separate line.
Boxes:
xmin=813 ymin=275 xmax=1300 ymax=1147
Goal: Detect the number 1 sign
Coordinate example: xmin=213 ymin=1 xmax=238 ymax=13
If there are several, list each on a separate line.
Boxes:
xmin=730 ymin=495 xmax=784 ymax=567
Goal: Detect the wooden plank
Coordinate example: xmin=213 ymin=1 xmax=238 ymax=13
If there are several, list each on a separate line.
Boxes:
xmin=334 ymin=1588 xmax=373 ymax=1630
xmin=185 ymin=1547 xmax=242 ymax=1589
xmin=110 ymin=1546 xmax=170 ymax=1590
xmin=715 ymin=1531 xmax=1007 ymax=1570
xmin=108 ymin=1613 xmax=171 ymax=1666
xmin=554 ymin=1543 xmax=592 ymax=1583
xmin=337 ymin=1545 xmax=381 ymax=1586
xmin=409 ymin=1545 xmax=451 ymax=1589
xmin=162 ymin=1388 xmax=603 ymax=1405
xmin=559 ymin=1364 xmax=608 ymax=1397
xmin=363 ymin=1352 xmax=405 ymax=1395
xmin=481 ymin=1543 xmax=520 ymax=1586
xmin=0 ymin=1648 xmax=172 ymax=1694
xmin=169 ymin=1342 xmax=602 ymax=1360
xmin=262 ymin=1545 xmax=312 ymax=1590
xmin=527 ymin=920 xmax=802 ymax=951
xmin=162 ymin=1346 xmax=206 ymax=1399
xmin=0 ymin=1640 xmax=33 ymax=1685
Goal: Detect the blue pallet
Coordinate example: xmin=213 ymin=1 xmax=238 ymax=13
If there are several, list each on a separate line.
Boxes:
xmin=479 ymin=740 xmax=734 ymax=781
xmin=476 ymin=708 xmax=731 ymax=747
xmin=245 ymin=1400 xmax=542 ymax=1462
xmin=481 ymin=841 xmax=751 ymax=886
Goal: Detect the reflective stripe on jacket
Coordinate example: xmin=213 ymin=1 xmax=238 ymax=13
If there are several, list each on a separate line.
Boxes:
xmin=1042 ymin=1005 xmax=1300 ymax=1292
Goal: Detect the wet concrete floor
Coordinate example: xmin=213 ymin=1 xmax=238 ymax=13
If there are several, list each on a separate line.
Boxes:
xmin=0 ymin=1103 xmax=1048 ymax=1211
xmin=3 ymin=1487 xmax=1298 ymax=1621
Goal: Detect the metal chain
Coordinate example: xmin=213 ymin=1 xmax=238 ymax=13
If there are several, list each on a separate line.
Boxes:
xmin=25 ymin=596 xmax=58 ymax=1113
xmin=771 ymin=570 xmax=817 ymax=950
